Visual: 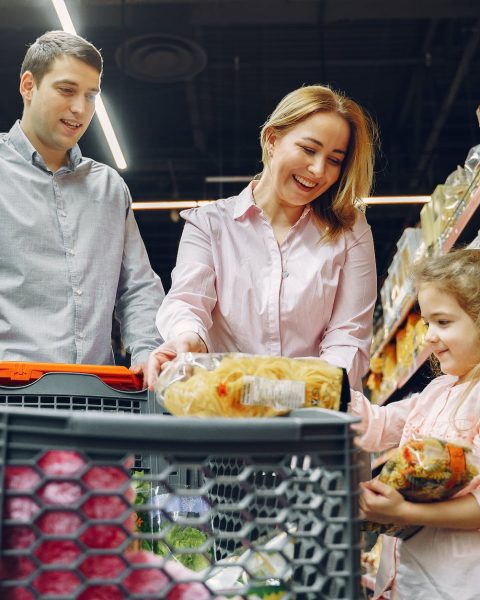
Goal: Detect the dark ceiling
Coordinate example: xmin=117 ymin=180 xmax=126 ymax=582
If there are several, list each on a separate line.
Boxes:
xmin=1 ymin=0 xmax=480 ymax=291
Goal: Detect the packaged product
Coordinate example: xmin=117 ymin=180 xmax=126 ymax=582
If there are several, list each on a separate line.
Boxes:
xmin=364 ymin=437 xmax=479 ymax=539
xmin=155 ymin=352 xmax=348 ymax=417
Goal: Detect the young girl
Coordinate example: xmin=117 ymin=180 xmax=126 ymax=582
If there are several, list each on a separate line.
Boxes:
xmin=351 ymin=248 xmax=480 ymax=600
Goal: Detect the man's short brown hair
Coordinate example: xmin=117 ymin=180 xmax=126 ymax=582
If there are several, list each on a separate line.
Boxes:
xmin=20 ymin=30 xmax=103 ymax=84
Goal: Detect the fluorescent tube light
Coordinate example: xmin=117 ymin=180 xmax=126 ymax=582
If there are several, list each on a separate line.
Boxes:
xmin=132 ymin=196 xmax=430 ymax=211
xmin=50 ymin=0 xmax=127 ymax=170
xmin=205 ymin=176 xmax=252 ymax=183
xmin=132 ymin=200 xmax=214 ymax=211
xmin=50 ymin=0 xmax=77 ymax=33
xmin=364 ymin=196 xmax=430 ymax=205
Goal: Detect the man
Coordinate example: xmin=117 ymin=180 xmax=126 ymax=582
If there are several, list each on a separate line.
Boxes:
xmin=0 ymin=30 xmax=164 ymax=377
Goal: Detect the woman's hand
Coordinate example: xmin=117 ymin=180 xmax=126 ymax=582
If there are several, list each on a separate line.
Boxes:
xmin=146 ymin=331 xmax=207 ymax=390
xmin=359 ymin=478 xmax=409 ymax=525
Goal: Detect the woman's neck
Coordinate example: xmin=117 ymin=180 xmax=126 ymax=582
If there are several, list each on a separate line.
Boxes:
xmin=252 ymin=176 xmax=304 ymax=230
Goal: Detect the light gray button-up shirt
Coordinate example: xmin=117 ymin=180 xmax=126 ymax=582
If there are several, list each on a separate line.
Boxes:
xmin=0 ymin=121 xmax=164 ymax=366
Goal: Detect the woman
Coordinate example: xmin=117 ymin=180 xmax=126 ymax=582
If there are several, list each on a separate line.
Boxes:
xmin=147 ymin=84 xmax=378 ymax=391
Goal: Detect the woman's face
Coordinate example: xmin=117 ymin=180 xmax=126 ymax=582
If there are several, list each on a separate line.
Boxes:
xmin=266 ymin=111 xmax=350 ymax=210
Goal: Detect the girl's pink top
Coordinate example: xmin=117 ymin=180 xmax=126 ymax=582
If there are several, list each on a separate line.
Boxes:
xmin=351 ymin=375 xmax=480 ymax=599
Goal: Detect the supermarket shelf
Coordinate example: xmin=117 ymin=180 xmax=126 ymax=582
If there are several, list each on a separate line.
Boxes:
xmin=442 ymin=186 xmax=480 ymax=253
xmin=372 ymin=182 xmax=480 ymax=361
xmin=375 ymin=345 xmax=431 ymax=406
xmin=372 ymin=296 xmax=417 ymax=359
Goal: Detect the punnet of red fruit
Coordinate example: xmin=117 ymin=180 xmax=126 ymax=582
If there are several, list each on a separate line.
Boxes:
xmin=0 ymin=450 xmax=217 ymax=599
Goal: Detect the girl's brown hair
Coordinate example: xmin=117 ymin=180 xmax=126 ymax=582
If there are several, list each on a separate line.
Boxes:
xmin=259 ymin=84 xmax=379 ymax=240
xmin=413 ymin=248 xmax=480 ymax=420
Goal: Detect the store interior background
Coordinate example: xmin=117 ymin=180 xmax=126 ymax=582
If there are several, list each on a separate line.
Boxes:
xmin=1 ymin=0 xmax=479 ymax=293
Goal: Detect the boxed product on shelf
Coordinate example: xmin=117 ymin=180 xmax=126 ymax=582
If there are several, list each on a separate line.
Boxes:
xmin=0 ymin=406 xmax=363 ymax=599
xmin=414 ymin=316 xmax=428 ymax=353
xmin=394 ymin=326 xmax=408 ymax=376
xmin=395 ymin=227 xmax=424 ymax=305
xmin=377 ymin=343 xmax=397 ymax=402
xmin=420 ymin=200 xmax=435 ymax=251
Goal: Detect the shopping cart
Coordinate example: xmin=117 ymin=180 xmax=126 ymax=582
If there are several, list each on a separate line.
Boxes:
xmin=0 ymin=406 xmax=362 ymax=599
xmin=0 ymin=362 xmax=167 ymax=477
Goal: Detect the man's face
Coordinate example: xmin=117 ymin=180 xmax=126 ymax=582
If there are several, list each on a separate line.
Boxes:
xmin=20 ymin=55 xmax=100 ymax=161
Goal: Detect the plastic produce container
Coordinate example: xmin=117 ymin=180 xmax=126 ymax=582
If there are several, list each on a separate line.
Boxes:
xmin=0 ymin=406 xmax=362 ymax=599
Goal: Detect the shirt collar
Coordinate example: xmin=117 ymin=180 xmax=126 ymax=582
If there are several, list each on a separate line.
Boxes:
xmin=233 ymin=181 xmax=259 ymax=220
xmin=233 ymin=180 xmax=312 ymax=223
xmin=8 ymin=120 xmax=83 ymax=171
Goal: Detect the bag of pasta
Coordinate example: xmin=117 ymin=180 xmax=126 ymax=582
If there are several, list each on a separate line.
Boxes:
xmin=155 ymin=352 xmax=349 ymax=417
xmin=364 ymin=437 xmax=479 ymax=539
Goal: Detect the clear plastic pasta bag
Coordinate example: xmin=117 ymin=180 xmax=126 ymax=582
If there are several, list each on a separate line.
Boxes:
xmin=155 ymin=352 xmax=349 ymax=417
xmin=364 ymin=437 xmax=480 ymax=539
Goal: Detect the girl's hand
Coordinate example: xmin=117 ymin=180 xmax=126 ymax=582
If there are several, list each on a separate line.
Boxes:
xmin=359 ymin=478 xmax=409 ymax=524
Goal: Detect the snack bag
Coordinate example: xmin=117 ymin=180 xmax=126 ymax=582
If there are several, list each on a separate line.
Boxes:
xmin=155 ymin=352 xmax=348 ymax=417
xmin=364 ymin=437 xmax=479 ymax=539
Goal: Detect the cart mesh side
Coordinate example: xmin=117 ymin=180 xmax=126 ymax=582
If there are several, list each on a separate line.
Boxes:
xmin=0 ymin=407 xmax=362 ymax=599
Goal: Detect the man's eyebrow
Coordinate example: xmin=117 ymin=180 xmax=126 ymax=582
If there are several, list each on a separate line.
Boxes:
xmin=301 ymin=137 xmax=346 ymax=155
xmin=54 ymin=79 xmax=100 ymax=93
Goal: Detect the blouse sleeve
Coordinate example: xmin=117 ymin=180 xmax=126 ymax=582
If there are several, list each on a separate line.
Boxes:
xmin=349 ymin=389 xmax=420 ymax=453
xmin=156 ymin=209 xmax=217 ymax=346
xmin=318 ymin=212 xmax=377 ymax=391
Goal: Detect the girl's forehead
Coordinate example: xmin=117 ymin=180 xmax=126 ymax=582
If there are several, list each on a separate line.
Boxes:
xmin=418 ymin=284 xmax=458 ymax=309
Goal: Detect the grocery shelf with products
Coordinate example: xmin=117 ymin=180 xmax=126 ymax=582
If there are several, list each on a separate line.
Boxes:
xmin=367 ymin=160 xmax=480 ymax=408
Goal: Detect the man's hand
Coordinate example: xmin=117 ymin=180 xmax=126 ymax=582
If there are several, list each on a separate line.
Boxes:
xmin=146 ymin=331 xmax=207 ymax=390
xmin=130 ymin=361 xmax=149 ymax=385
xmin=359 ymin=477 xmax=408 ymax=525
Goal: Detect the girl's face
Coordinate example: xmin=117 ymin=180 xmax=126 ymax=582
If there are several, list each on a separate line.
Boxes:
xmin=419 ymin=284 xmax=480 ymax=383
xmin=266 ymin=111 xmax=350 ymax=210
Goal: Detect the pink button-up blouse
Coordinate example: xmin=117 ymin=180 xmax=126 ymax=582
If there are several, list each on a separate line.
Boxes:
xmin=156 ymin=183 xmax=377 ymax=390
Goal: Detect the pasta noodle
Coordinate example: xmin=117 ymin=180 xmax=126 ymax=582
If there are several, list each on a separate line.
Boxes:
xmin=156 ymin=353 xmax=344 ymax=418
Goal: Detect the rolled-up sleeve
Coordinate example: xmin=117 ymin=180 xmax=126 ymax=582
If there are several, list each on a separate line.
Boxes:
xmin=319 ymin=213 xmax=377 ymax=390
xmin=349 ymin=389 xmax=419 ymax=452
xmin=156 ymin=210 xmax=217 ymax=346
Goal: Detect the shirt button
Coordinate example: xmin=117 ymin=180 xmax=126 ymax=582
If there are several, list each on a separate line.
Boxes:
xmin=60 ymin=211 xmax=67 ymax=217
xmin=67 ymin=249 xmax=75 ymax=256
xmin=78 ymin=333 xmax=84 ymax=339
xmin=75 ymin=289 xmax=83 ymax=296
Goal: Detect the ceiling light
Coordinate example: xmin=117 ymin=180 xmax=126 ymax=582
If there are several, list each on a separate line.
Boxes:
xmin=205 ymin=176 xmax=252 ymax=183
xmin=50 ymin=0 xmax=127 ymax=170
xmin=132 ymin=200 xmax=214 ymax=210
xmin=364 ymin=196 xmax=430 ymax=205
xmin=132 ymin=196 xmax=430 ymax=211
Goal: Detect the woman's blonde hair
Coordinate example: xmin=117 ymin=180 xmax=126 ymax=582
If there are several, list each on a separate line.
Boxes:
xmin=413 ymin=248 xmax=480 ymax=420
xmin=259 ymin=84 xmax=379 ymax=239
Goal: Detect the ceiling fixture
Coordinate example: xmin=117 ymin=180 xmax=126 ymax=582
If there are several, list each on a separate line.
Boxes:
xmin=115 ymin=34 xmax=207 ymax=83
xmin=50 ymin=0 xmax=127 ymax=170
